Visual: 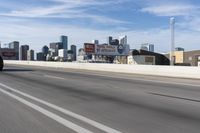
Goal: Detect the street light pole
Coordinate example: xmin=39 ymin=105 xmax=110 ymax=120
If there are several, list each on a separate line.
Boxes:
xmin=170 ymin=17 xmax=175 ymax=66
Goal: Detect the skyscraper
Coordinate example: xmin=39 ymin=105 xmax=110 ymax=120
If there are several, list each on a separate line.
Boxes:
xmin=42 ymin=45 xmax=49 ymax=56
xmin=110 ymin=39 xmax=119 ymax=46
xmin=37 ymin=52 xmax=45 ymax=61
xmin=71 ymin=45 xmax=77 ymax=61
xmin=60 ymin=35 xmax=68 ymax=50
xmin=20 ymin=45 xmax=29 ymax=60
xmin=50 ymin=42 xmax=63 ymax=56
xmin=141 ymin=43 xmax=154 ymax=52
xmin=107 ymin=36 xmax=113 ymax=45
xmin=9 ymin=41 xmax=19 ymax=60
xmin=50 ymin=42 xmax=63 ymax=50
xmin=119 ymin=35 xmax=127 ymax=45
xmin=92 ymin=40 xmax=99 ymax=45
xmin=27 ymin=49 xmax=34 ymax=61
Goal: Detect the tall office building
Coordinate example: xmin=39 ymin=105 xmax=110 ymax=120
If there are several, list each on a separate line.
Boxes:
xmin=37 ymin=52 xmax=45 ymax=61
xmin=8 ymin=41 xmax=19 ymax=60
xmin=67 ymin=50 xmax=73 ymax=61
xmin=50 ymin=42 xmax=63 ymax=50
xmin=107 ymin=36 xmax=113 ymax=45
xmin=110 ymin=39 xmax=119 ymax=46
xmin=42 ymin=45 xmax=49 ymax=56
xmin=119 ymin=35 xmax=127 ymax=45
xmin=20 ymin=45 xmax=29 ymax=60
xmin=60 ymin=35 xmax=68 ymax=50
xmin=71 ymin=45 xmax=77 ymax=61
xmin=92 ymin=40 xmax=99 ymax=45
xmin=175 ymin=47 xmax=184 ymax=51
xmin=141 ymin=43 xmax=154 ymax=52
xmin=50 ymin=42 xmax=63 ymax=56
xmin=27 ymin=49 xmax=34 ymax=61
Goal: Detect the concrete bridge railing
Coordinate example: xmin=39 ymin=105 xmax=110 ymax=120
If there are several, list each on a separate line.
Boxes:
xmin=4 ymin=60 xmax=200 ymax=79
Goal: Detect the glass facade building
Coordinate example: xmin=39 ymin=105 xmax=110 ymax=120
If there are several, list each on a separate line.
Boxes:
xmin=60 ymin=36 xmax=68 ymax=50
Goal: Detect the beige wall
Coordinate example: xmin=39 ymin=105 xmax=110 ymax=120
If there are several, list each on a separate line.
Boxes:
xmin=167 ymin=51 xmax=184 ymax=64
xmin=184 ymin=50 xmax=200 ymax=66
xmin=174 ymin=51 xmax=184 ymax=63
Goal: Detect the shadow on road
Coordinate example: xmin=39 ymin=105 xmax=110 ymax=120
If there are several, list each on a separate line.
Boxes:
xmin=2 ymin=69 xmax=34 ymax=72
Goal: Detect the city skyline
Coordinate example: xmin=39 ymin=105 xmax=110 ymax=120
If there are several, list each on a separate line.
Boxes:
xmin=0 ymin=0 xmax=200 ymax=53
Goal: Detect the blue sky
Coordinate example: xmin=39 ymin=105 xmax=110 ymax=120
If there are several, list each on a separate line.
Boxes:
xmin=0 ymin=0 xmax=200 ymax=53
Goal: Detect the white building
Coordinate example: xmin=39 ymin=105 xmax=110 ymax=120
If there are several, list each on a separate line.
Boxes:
xmin=58 ymin=49 xmax=68 ymax=58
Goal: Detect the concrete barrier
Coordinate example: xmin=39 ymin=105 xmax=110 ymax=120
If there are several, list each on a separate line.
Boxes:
xmin=4 ymin=60 xmax=200 ymax=79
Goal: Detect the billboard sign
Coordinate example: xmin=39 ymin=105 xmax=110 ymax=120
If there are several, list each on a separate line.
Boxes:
xmin=96 ymin=45 xmax=117 ymax=55
xmin=2 ymin=52 xmax=16 ymax=57
xmin=96 ymin=44 xmax=129 ymax=56
xmin=84 ymin=43 xmax=95 ymax=54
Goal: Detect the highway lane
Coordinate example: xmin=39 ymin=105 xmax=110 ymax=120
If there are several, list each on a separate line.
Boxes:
xmin=1 ymin=65 xmax=200 ymax=133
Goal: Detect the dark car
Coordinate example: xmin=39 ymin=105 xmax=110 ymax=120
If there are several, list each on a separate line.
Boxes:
xmin=0 ymin=55 xmax=4 ymax=71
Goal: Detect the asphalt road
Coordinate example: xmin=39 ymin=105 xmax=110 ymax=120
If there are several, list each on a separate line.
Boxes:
xmin=1 ymin=64 xmax=200 ymax=133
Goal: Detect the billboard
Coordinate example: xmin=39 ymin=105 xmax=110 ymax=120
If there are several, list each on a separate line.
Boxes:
xmin=2 ymin=52 xmax=16 ymax=57
xmin=96 ymin=44 xmax=129 ymax=56
xmin=84 ymin=43 xmax=95 ymax=54
xmin=96 ymin=45 xmax=117 ymax=55
xmin=0 ymin=48 xmax=18 ymax=60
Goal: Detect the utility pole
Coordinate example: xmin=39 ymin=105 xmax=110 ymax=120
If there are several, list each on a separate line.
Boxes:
xmin=170 ymin=17 xmax=175 ymax=66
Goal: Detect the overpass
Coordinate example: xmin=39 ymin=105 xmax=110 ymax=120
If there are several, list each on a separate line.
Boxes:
xmin=0 ymin=62 xmax=200 ymax=133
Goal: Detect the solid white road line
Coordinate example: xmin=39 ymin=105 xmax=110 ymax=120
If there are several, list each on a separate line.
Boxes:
xmin=0 ymin=83 xmax=122 ymax=133
xmin=0 ymin=87 xmax=92 ymax=133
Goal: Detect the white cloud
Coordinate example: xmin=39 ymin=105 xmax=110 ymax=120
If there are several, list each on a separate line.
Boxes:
xmin=141 ymin=5 xmax=199 ymax=16
xmin=51 ymin=0 xmax=128 ymax=5
xmin=0 ymin=0 xmax=127 ymax=24
xmin=140 ymin=1 xmax=200 ymax=35
xmin=0 ymin=5 xmax=67 ymax=17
